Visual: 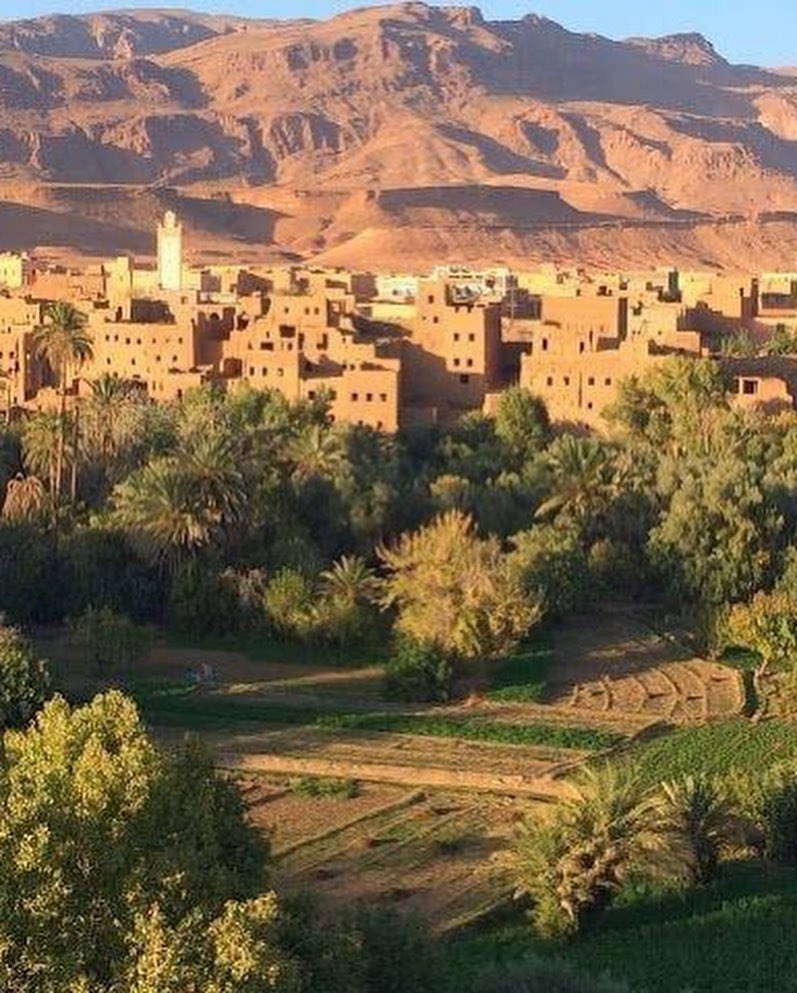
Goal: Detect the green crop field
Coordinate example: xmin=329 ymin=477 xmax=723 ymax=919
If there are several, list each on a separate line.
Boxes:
xmin=135 ymin=686 xmax=620 ymax=751
xmin=630 ymin=719 xmax=797 ymax=786
xmin=446 ymin=861 xmax=797 ymax=993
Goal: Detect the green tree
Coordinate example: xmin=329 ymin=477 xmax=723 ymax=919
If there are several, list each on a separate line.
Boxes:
xmin=725 ymin=590 xmax=797 ymax=675
xmin=494 ymin=387 xmax=551 ymax=465
xmin=0 ymin=622 xmax=51 ymax=728
xmin=380 ymin=510 xmax=541 ymax=660
xmin=68 ymin=606 xmax=153 ymax=674
xmin=32 ymin=301 xmax=93 ymax=505
xmin=0 ymin=691 xmax=267 ymax=991
xmin=653 ymin=775 xmax=734 ymax=885
xmin=515 ymin=766 xmax=670 ymax=939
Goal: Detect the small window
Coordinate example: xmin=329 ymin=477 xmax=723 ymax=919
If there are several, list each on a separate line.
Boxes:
xmin=249 ymin=366 xmax=255 ymax=376
xmin=587 ymin=376 xmax=595 ymax=386
xmin=579 ymin=341 xmax=585 ymax=353
xmin=742 ymin=378 xmax=759 ymax=396
xmin=308 ymin=390 xmax=316 ymax=400
xmin=433 ymin=316 xmax=439 ymax=324
xmin=453 ymin=358 xmax=460 ymax=367
xmin=468 ymin=333 xmax=475 ymax=342
xmin=427 ymin=295 xmax=435 ymax=304
xmin=459 ymin=374 xmax=470 ymax=384
xmin=542 ymin=338 xmax=549 ymax=351
xmin=587 ymin=401 xmax=593 ymax=410
xmin=366 ymin=393 xmax=373 ymax=402
xmin=277 ymin=368 xmax=284 ymax=378
xmin=380 ymin=393 xmax=387 ymax=402
xmin=466 ymin=358 xmax=473 ymax=368
xmin=563 ymin=376 xmax=570 ymax=386
xmin=453 ymin=333 xmax=460 ymax=341
xmin=351 ymin=392 xmax=359 ymax=401
xmin=546 ymin=376 xmax=554 ymax=387
xmin=330 ymin=390 xmax=337 ymax=400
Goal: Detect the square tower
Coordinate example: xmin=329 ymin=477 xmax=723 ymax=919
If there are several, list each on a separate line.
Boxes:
xmin=157 ymin=211 xmax=183 ymax=292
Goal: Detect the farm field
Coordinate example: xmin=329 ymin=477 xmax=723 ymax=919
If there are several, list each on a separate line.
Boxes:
xmin=450 ymin=861 xmax=797 ymax=993
xmin=35 ymin=606 xmax=792 ymax=944
xmin=243 ymin=776 xmax=528 ymax=933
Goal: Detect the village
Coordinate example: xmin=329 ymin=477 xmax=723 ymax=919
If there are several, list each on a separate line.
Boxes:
xmin=2 ymin=211 xmax=797 ymax=431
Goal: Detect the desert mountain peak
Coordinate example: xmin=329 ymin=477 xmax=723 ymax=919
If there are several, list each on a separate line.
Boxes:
xmin=0 ymin=4 xmax=795 ymax=272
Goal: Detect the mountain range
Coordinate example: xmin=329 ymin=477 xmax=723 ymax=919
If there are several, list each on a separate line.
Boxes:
xmin=2 ymin=4 xmax=797 ymax=270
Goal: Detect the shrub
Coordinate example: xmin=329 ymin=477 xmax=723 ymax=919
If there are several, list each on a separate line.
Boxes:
xmin=263 ymin=567 xmax=319 ymax=641
xmin=68 ymin=606 xmax=152 ymax=674
xmin=168 ymin=566 xmax=242 ymax=636
xmin=384 ymin=636 xmax=454 ymax=702
xmin=0 ymin=623 xmax=51 ymax=728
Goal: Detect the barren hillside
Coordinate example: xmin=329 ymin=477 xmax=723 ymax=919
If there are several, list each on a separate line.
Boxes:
xmin=2 ymin=4 xmax=797 ymax=270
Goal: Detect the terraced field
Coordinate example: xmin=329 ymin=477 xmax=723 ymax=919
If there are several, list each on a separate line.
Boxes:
xmin=38 ymin=607 xmax=762 ymax=934
xmin=244 ymin=777 xmax=525 ymax=933
xmin=545 ymin=611 xmax=745 ymax=725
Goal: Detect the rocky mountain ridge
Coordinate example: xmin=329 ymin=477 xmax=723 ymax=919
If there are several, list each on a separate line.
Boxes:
xmin=1 ymin=4 xmax=797 ymax=270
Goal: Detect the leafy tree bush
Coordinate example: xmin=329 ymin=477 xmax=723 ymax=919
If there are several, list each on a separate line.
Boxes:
xmin=509 ymin=523 xmax=590 ymax=618
xmin=69 ymin=605 xmax=152 ymax=673
xmin=0 ymin=623 xmax=51 ymax=728
xmin=0 ymin=691 xmax=270 ymax=991
xmin=263 ymin=567 xmax=319 ymax=641
xmin=380 ymin=510 xmax=542 ymax=659
xmin=725 ymin=590 xmax=797 ymax=675
xmin=384 ymin=636 xmax=454 ymax=702
xmin=493 ymin=386 xmax=551 ymax=465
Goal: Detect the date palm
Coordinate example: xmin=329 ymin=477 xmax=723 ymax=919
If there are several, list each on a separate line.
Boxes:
xmin=112 ymin=458 xmax=215 ymax=571
xmin=83 ymin=374 xmax=141 ymax=467
xmin=516 ymin=765 xmax=671 ymax=938
xmin=535 ymin=435 xmax=617 ymax=531
xmin=2 ymin=474 xmax=47 ymax=524
xmin=653 ymin=775 xmax=734 ymax=885
xmin=33 ymin=302 xmax=92 ymax=504
xmin=21 ymin=411 xmax=62 ymax=496
xmin=288 ymin=423 xmax=345 ymax=485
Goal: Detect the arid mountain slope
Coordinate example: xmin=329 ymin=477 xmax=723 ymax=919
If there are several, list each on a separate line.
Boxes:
xmin=2 ymin=4 xmax=797 ymax=270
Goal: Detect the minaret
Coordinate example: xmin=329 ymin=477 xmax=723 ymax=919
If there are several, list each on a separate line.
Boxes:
xmin=157 ymin=210 xmax=183 ymax=291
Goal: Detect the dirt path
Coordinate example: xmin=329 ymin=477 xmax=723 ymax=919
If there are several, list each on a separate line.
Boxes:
xmin=204 ymin=725 xmax=579 ymax=799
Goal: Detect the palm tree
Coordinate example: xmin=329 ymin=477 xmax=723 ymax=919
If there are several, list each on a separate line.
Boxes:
xmin=83 ymin=374 xmax=140 ymax=467
xmin=33 ymin=302 xmax=92 ymax=504
xmin=319 ymin=554 xmax=380 ymax=654
xmin=288 ymin=423 xmax=345 ymax=485
xmin=112 ymin=458 xmax=213 ymax=571
xmin=320 ymin=554 xmax=379 ymax=607
xmin=515 ymin=765 xmax=671 ymax=938
xmin=653 ymin=775 xmax=734 ymax=885
xmin=535 ymin=435 xmax=616 ymax=530
xmin=2 ymin=474 xmax=47 ymax=524
xmin=21 ymin=411 xmax=62 ymax=497
xmin=183 ymin=431 xmax=247 ymax=529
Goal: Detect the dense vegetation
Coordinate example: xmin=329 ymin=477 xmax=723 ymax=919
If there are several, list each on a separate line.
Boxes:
xmin=9 ymin=306 xmax=797 ymax=990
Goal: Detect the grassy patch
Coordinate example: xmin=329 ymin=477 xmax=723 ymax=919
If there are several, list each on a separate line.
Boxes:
xmin=135 ymin=687 xmax=620 ymax=752
xmin=630 ymin=718 xmax=797 ymax=787
xmin=164 ymin=631 xmax=386 ymax=668
xmin=288 ymin=776 xmax=360 ymax=799
xmin=445 ymin=861 xmax=797 ymax=993
xmin=485 ymin=641 xmax=553 ymax=704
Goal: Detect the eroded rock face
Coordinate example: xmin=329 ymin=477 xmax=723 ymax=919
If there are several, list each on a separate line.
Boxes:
xmin=2 ymin=4 xmax=797 ymax=269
